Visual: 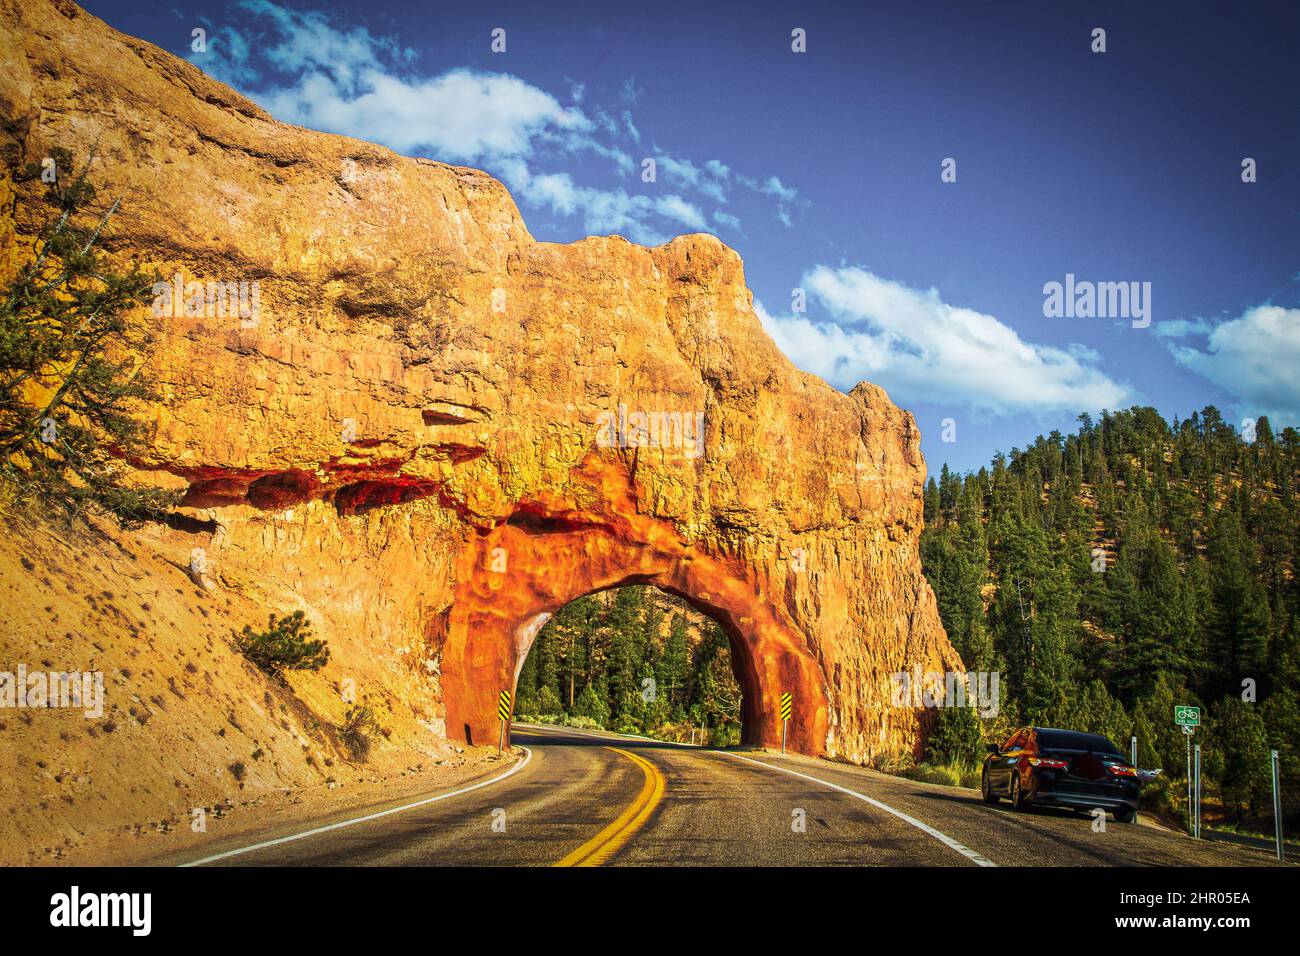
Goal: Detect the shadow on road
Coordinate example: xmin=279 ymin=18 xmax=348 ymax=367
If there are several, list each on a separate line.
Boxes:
xmin=511 ymin=725 xmax=755 ymax=754
xmin=908 ymin=787 xmax=1082 ymax=817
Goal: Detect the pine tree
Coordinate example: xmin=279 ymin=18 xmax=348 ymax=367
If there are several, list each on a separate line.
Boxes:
xmin=1213 ymin=698 xmax=1271 ymax=822
xmin=575 ymin=682 xmax=609 ymax=727
xmin=1205 ymin=510 xmax=1271 ymax=691
xmin=658 ymin=614 xmax=690 ymax=715
xmin=690 ymin=624 xmax=741 ymax=744
xmin=1 ymin=148 xmax=178 ymax=525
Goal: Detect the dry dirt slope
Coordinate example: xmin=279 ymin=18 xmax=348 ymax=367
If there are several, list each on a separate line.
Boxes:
xmin=0 ymin=510 xmax=488 ymax=866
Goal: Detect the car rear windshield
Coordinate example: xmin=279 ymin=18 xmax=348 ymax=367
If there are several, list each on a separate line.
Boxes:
xmin=1036 ymin=729 xmax=1123 ymax=755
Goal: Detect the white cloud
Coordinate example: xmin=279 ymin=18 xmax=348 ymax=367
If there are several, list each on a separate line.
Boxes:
xmin=658 ymin=155 xmax=729 ymax=202
xmin=622 ymin=111 xmax=642 ymax=145
xmin=652 ymin=195 xmax=708 ymax=231
xmin=191 ymin=0 xmax=794 ymax=246
xmin=1163 ymin=304 xmax=1300 ymax=427
xmin=732 ymin=173 xmax=799 ymax=227
xmin=757 ymin=266 xmax=1135 ymax=416
xmin=197 ymin=3 xmax=583 ymax=165
xmin=760 ymin=176 xmax=797 ymax=202
xmin=259 ymin=68 xmax=588 ymax=164
xmin=1154 ymin=317 xmax=1213 ymax=339
xmin=712 ymin=210 xmax=743 ymax=233
xmin=496 ymin=163 xmax=706 ymax=244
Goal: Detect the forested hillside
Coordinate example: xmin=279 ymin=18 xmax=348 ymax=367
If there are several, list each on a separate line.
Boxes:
xmin=921 ymin=405 xmax=1299 ymax=827
xmin=515 ymin=588 xmax=743 ymax=745
xmin=513 ymin=405 xmax=1296 ymax=830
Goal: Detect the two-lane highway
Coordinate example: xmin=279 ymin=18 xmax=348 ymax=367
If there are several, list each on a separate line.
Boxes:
xmin=175 ymin=723 xmax=1285 ymax=867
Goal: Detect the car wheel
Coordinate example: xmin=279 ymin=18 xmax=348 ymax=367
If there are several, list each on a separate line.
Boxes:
xmin=1115 ymin=806 xmax=1136 ymax=824
xmin=981 ymin=768 xmax=999 ymax=804
xmin=1010 ymin=773 xmax=1029 ymax=811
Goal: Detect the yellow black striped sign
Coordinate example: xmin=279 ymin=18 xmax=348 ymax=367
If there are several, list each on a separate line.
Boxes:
xmin=498 ymin=690 xmax=512 ymax=723
xmin=779 ymin=692 xmax=793 ymax=721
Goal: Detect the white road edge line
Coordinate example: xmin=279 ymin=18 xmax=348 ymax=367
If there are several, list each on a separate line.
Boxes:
xmin=720 ymin=751 xmax=998 ymax=867
xmin=180 ymin=746 xmax=533 ymax=867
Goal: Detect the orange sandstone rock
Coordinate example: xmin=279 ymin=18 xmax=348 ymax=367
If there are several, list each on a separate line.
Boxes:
xmin=0 ymin=0 xmax=962 ymax=773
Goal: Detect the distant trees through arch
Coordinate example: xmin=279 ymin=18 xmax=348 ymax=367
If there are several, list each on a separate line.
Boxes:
xmin=514 ymin=586 xmax=743 ymax=746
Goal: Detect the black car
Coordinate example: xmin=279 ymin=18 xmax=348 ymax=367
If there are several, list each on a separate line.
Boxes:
xmin=980 ymin=726 xmax=1157 ymax=822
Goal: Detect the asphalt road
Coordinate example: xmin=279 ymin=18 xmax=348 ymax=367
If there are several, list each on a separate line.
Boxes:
xmin=176 ymin=723 xmax=1286 ymax=867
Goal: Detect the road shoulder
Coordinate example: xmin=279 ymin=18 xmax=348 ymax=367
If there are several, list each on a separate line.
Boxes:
xmin=94 ymin=747 xmax=526 ymax=866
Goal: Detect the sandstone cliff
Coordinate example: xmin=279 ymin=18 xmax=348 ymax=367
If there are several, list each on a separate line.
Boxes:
xmin=0 ymin=0 xmax=962 ymax=859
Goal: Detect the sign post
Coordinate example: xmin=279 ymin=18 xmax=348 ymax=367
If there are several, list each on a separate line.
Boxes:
xmin=1130 ymin=736 xmax=1139 ymax=823
xmin=497 ymin=690 xmax=512 ymax=754
xmin=1175 ymin=705 xmax=1200 ymax=837
xmin=779 ymin=693 xmax=793 ymax=754
xmin=1272 ymin=749 xmax=1285 ymax=861
xmin=1193 ymin=743 xmax=1202 ymax=840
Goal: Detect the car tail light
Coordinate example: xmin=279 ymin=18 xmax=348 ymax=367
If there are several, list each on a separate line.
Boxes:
xmin=1107 ymin=764 xmax=1138 ymax=777
xmin=1028 ymin=757 xmax=1068 ymax=768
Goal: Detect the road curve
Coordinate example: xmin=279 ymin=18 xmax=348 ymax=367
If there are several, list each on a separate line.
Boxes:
xmin=172 ymin=723 xmax=1285 ymax=867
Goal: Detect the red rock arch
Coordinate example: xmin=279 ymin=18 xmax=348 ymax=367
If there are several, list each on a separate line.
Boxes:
xmin=0 ymin=0 xmax=962 ymax=774
xmin=442 ymin=454 xmax=829 ymax=752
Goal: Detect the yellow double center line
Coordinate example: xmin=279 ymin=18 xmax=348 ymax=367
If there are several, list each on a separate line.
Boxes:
xmin=554 ymin=747 xmax=666 ymax=867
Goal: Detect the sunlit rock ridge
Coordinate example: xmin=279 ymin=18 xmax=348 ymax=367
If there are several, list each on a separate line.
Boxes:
xmin=1 ymin=0 xmax=961 ymax=780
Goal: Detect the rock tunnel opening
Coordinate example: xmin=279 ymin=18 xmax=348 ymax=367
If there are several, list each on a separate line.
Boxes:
xmin=512 ymin=585 xmax=748 ymax=747
xmin=438 ymin=454 xmax=830 ymax=756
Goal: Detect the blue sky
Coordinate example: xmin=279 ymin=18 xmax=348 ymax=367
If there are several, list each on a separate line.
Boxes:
xmin=85 ymin=0 xmax=1300 ymax=473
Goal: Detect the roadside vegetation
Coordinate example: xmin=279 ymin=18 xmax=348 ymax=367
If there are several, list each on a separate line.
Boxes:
xmin=918 ymin=406 xmax=1298 ymax=835
xmin=233 ymin=610 xmax=330 ymax=680
xmin=337 ymin=705 xmax=378 ymax=761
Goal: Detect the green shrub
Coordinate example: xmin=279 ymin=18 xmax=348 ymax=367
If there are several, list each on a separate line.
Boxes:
xmin=234 ymin=611 xmax=329 ymax=679
xmin=923 ymin=706 xmax=985 ymax=770
xmin=338 ymin=705 xmax=377 ymax=761
xmin=574 ymin=684 xmax=609 ymax=728
xmin=706 ymin=723 xmax=741 ymax=747
xmin=904 ymin=763 xmax=962 ymax=787
xmin=535 ymin=685 xmax=563 ymax=715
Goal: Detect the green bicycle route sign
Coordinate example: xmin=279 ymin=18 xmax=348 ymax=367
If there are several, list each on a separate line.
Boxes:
xmin=1175 ymin=704 xmax=1201 ymax=727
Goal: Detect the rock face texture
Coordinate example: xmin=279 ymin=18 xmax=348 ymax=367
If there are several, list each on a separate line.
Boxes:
xmin=1 ymin=0 xmax=961 ymax=789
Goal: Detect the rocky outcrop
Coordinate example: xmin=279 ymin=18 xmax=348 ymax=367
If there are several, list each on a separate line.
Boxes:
xmin=1 ymin=0 xmax=961 ymax=792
